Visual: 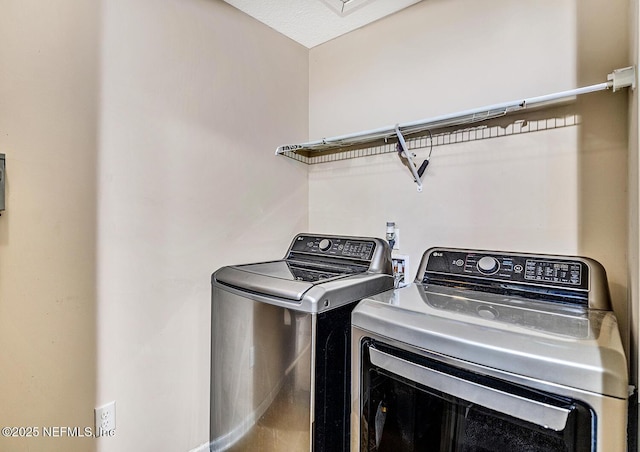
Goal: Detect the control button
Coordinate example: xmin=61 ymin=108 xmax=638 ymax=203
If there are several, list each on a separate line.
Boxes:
xmin=318 ymin=239 xmax=332 ymax=251
xmin=307 ymin=241 xmax=314 ymax=247
xmin=477 ymin=306 xmax=498 ymax=320
xmin=454 ymin=259 xmax=464 ymax=267
xmin=514 ymin=264 xmax=523 ymax=273
xmin=477 ymin=256 xmax=499 ymax=274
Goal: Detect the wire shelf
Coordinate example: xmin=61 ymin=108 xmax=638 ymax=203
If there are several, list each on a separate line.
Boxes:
xmin=281 ymin=112 xmax=581 ymax=165
xmin=276 ymin=67 xmax=635 ymax=173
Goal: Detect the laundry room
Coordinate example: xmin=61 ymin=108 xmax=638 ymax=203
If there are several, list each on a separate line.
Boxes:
xmin=0 ymin=0 xmax=638 ymax=451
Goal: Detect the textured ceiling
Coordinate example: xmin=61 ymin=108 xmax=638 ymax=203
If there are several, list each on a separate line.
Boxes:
xmin=222 ymin=0 xmax=422 ymax=48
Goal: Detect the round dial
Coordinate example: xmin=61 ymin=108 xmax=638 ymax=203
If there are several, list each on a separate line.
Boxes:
xmin=477 ymin=306 xmax=498 ymax=320
xmin=477 ymin=256 xmax=499 ymax=274
xmin=318 ymin=239 xmax=332 ymax=251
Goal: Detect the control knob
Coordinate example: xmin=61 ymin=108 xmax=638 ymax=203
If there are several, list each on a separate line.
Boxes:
xmin=477 ymin=306 xmax=499 ymax=320
xmin=477 ymin=256 xmax=499 ymax=274
xmin=318 ymin=239 xmax=332 ymax=251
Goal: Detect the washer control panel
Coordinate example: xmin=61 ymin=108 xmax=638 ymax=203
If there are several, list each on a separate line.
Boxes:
xmin=289 ymin=235 xmax=376 ymax=261
xmin=424 ymin=249 xmax=589 ymax=290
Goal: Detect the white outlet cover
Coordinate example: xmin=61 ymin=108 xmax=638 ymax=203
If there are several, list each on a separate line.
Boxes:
xmin=95 ymin=401 xmax=116 ymax=433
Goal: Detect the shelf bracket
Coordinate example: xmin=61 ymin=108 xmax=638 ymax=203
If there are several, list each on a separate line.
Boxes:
xmin=608 ymin=66 xmax=636 ymax=92
xmin=395 ymin=125 xmax=424 ymax=192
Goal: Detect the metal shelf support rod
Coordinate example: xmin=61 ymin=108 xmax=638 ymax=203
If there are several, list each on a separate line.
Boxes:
xmin=276 ymin=66 xmax=635 ymax=155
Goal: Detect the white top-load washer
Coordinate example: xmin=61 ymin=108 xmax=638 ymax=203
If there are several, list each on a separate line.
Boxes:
xmin=351 ymin=247 xmax=628 ymax=452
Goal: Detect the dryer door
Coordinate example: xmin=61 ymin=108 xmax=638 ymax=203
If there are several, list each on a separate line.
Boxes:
xmin=358 ymin=340 xmax=595 ymax=452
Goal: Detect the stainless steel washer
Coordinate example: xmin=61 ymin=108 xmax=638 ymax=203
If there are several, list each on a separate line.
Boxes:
xmin=210 ymin=233 xmax=393 ymax=452
xmin=352 ymin=247 xmax=628 ymax=452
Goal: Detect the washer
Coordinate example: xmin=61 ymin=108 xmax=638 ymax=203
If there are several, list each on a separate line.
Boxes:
xmin=351 ymin=247 xmax=628 ymax=452
xmin=210 ymin=233 xmax=393 ymax=452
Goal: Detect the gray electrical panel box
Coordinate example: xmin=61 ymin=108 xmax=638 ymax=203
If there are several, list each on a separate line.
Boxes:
xmin=0 ymin=154 xmax=5 ymax=213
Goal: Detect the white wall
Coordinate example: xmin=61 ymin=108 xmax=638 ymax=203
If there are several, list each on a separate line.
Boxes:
xmin=97 ymin=1 xmax=308 ymax=451
xmin=630 ymin=0 xmax=640 ymax=436
xmin=0 ymin=0 xmax=308 ymax=451
xmin=309 ymin=0 xmax=631 ymax=352
xmin=0 ymin=1 xmax=99 ymax=451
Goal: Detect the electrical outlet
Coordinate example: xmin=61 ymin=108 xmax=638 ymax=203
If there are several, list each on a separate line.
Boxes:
xmin=95 ymin=401 xmax=116 ymax=434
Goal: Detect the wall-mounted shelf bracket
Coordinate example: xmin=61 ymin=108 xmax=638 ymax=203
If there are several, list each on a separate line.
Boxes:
xmin=395 ymin=125 xmax=424 ymax=192
xmin=608 ymin=66 xmax=636 ymax=92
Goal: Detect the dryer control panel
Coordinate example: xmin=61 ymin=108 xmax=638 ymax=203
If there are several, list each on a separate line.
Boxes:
xmin=423 ymin=249 xmax=589 ymax=290
xmin=417 ymin=247 xmax=615 ymax=309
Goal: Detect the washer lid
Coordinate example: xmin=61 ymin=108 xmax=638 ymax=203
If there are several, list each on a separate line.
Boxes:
xmin=352 ymin=284 xmax=628 ymax=399
xmin=213 ymin=260 xmax=348 ymax=301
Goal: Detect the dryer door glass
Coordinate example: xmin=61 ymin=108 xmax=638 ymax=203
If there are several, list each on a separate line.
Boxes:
xmin=359 ymin=341 xmax=594 ymax=452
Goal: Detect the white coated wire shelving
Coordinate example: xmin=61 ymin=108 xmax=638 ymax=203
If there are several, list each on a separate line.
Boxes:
xmin=276 ymin=66 xmax=636 ymax=191
xmin=279 ymin=112 xmax=580 ymax=165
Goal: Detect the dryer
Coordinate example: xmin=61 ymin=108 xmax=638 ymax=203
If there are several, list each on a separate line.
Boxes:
xmin=352 ymin=247 xmax=628 ymax=451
